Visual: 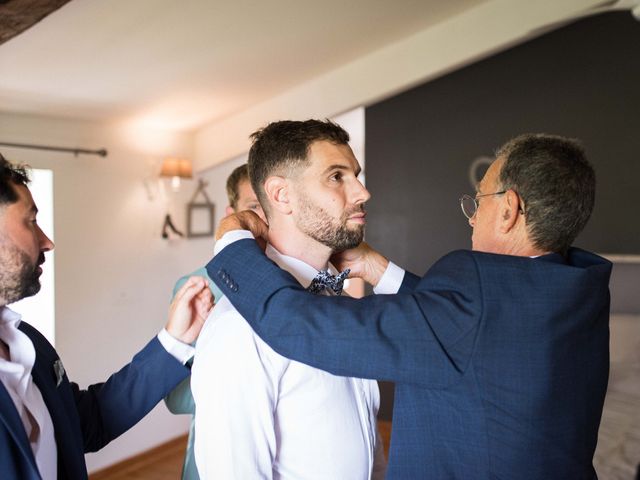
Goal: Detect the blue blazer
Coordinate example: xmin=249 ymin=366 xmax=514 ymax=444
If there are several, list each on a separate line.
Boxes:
xmin=0 ymin=321 xmax=190 ymax=480
xmin=208 ymin=240 xmax=611 ymax=479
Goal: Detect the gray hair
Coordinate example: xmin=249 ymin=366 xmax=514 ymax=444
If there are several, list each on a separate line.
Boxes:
xmin=496 ymin=134 xmax=595 ymax=254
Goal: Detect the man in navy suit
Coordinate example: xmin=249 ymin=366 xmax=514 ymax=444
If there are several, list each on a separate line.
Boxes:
xmin=207 ymin=133 xmax=611 ymax=479
xmin=0 ymin=154 xmax=213 ymax=480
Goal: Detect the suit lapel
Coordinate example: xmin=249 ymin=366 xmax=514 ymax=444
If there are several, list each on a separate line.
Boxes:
xmin=0 ymin=381 xmax=39 ymax=474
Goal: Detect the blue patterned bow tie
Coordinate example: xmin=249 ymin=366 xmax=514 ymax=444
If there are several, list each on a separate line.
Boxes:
xmin=307 ymin=269 xmax=350 ymax=296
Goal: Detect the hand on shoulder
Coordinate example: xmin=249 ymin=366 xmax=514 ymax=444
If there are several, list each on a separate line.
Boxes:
xmin=216 ymin=211 xmax=269 ymax=250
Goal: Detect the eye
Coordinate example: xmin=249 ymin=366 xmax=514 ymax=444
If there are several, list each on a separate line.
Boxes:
xmin=329 ymin=171 xmax=343 ymax=182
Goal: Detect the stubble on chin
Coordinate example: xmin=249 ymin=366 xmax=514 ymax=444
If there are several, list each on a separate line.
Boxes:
xmin=0 ymin=246 xmax=41 ymax=305
xmin=301 ymin=211 xmax=364 ymax=252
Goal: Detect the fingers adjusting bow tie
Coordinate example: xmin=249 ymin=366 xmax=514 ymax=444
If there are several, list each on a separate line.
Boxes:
xmin=307 ymin=269 xmax=350 ymax=296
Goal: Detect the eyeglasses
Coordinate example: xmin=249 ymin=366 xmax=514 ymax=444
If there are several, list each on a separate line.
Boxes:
xmin=459 ymin=191 xmax=506 ymax=219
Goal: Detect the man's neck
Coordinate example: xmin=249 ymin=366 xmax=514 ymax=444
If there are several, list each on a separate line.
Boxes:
xmin=494 ymin=234 xmax=550 ymax=257
xmin=267 ymin=227 xmax=332 ymax=272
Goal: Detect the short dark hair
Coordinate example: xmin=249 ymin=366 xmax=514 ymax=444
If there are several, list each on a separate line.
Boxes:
xmin=0 ymin=153 xmax=30 ymax=206
xmin=225 ymin=164 xmax=250 ymax=209
xmin=248 ymin=119 xmax=350 ymax=217
xmin=496 ymin=134 xmax=595 ymax=254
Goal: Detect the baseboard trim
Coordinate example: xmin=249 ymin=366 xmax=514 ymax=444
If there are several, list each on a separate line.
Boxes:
xmin=89 ymin=434 xmax=188 ymax=479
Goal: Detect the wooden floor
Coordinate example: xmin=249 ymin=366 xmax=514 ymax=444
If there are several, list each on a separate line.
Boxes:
xmin=89 ymin=435 xmax=186 ymax=480
xmin=90 ymin=420 xmax=392 ymax=480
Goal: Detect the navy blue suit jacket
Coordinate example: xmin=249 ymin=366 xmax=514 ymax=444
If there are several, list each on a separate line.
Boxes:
xmin=208 ymin=240 xmax=611 ymax=479
xmin=0 ymin=321 xmax=189 ymax=480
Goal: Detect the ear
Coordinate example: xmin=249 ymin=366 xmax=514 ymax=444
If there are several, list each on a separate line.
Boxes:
xmin=498 ymin=189 xmax=520 ymax=233
xmin=225 ymin=205 xmax=234 ymax=216
xmin=263 ymin=176 xmax=291 ymax=215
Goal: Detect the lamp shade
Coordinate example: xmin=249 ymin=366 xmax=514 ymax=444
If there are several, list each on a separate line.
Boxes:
xmin=160 ymin=157 xmax=192 ymax=179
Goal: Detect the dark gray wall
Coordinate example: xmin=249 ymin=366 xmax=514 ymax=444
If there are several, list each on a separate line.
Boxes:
xmin=365 ymin=11 xmax=639 ymax=314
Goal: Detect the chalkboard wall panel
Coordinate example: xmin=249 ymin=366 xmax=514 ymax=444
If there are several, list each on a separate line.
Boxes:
xmin=365 ymin=12 xmax=640 ymax=278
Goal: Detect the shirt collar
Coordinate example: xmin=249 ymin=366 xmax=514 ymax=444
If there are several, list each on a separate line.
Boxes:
xmin=0 ymin=306 xmax=22 ymax=327
xmin=265 ymin=244 xmax=336 ymax=289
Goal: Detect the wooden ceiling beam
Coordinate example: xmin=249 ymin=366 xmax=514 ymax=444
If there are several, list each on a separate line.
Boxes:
xmin=0 ymin=0 xmax=71 ymax=46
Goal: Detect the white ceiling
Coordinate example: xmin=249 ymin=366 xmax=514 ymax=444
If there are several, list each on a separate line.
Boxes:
xmin=0 ymin=0 xmax=489 ymax=131
xmin=2 ymin=0 xmax=635 ymax=169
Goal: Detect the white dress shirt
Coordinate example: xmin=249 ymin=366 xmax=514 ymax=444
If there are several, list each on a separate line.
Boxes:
xmin=0 ymin=306 xmax=193 ymax=480
xmin=372 ymin=260 xmax=405 ymax=294
xmin=193 ymin=244 xmax=385 ymax=479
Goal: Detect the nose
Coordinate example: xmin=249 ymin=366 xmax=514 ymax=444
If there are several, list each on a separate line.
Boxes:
xmin=38 ymin=225 xmax=55 ymax=252
xmin=352 ymin=178 xmax=371 ymax=205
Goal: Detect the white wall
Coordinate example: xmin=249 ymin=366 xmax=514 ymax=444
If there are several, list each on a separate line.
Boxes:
xmin=0 ymin=111 xmax=214 ymax=472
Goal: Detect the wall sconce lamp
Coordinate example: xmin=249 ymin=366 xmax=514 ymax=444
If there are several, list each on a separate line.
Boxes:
xmin=160 ymin=157 xmax=192 ymax=191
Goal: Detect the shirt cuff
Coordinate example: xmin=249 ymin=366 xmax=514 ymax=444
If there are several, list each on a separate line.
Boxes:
xmin=373 ymin=261 xmax=405 ymax=294
xmin=213 ymin=230 xmax=255 ymax=256
xmin=157 ymin=329 xmax=195 ymax=365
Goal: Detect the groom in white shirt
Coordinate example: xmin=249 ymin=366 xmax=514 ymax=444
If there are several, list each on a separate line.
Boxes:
xmin=192 ymin=119 xmax=386 ymax=479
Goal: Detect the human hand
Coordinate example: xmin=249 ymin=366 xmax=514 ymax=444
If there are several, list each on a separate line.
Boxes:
xmin=216 ymin=210 xmax=268 ymax=250
xmin=330 ymin=242 xmax=389 ymax=287
xmin=165 ymin=276 xmax=214 ymax=344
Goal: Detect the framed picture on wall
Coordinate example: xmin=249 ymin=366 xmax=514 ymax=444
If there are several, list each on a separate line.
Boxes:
xmin=186 ymin=180 xmax=215 ymax=238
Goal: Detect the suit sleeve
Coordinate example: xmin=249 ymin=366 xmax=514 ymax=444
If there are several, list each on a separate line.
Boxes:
xmin=399 ymin=270 xmax=420 ymax=293
xmin=73 ymin=337 xmax=190 ymax=452
xmin=207 ymin=239 xmax=482 ymax=386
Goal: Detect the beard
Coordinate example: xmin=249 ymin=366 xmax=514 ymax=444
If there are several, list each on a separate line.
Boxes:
xmin=0 ymin=244 xmax=43 ymax=306
xmin=294 ymin=193 xmax=365 ymax=252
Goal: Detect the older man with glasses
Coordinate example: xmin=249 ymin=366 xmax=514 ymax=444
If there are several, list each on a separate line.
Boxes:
xmin=207 ymin=132 xmax=611 ymax=480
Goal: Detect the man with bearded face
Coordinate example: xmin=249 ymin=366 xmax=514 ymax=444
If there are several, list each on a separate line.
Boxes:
xmin=0 ymin=154 xmax=213 ymax=480
xmin=191 ymin=120 xmax=386 ymax=479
